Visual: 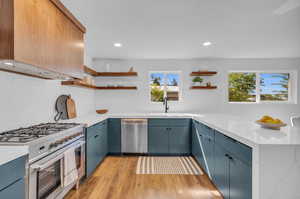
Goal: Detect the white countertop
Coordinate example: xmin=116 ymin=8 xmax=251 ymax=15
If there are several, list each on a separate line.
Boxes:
xmin=65 ymin=112 xmax=300 ymax=148
xmin=0 ymin=146 xmax=28 ymax=166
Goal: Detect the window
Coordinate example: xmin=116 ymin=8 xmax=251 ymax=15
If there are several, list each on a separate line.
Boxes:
xmin=260 ymin=73 xmax=289 ymax=101
xmin=228 ymin=71 xmax=295 ymax=103
xmin=150 ymin=72 xmax=180 ymax=102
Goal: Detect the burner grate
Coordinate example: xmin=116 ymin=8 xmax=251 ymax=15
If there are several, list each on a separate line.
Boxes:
xmin=0 ymin=123 xmax=80 ymax=143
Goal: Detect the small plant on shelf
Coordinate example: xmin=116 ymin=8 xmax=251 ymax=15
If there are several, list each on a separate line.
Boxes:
xmin=192 ymin=76 xmax=203 ymax=86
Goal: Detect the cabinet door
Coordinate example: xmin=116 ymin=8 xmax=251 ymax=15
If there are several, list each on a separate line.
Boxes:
xmin=214 ymin=145 xmax=229 ymax=199
xmin=169 ymin=126 xmax=190 ymax=154
xmin=108 ymin=119 xmax=121 ymax=154
xmin=0 ymin=156 xmax=26 ymax=191
xmin=192 ymin=122 xmax=198 ymax=157
xmin=229 ymin=156 xmax=252 ymax=199
xmin=86 ymin=135 xmax=98 ymax=177
xmin=86 ymin=125 xmax=101 ymax=177
xmin=99 ymin=126 xmax=108 ymax=164
xmin=13 ymin=0 xmax=84 ymax=79
xmin=202 ymin=135 xmax=215 ymax=179
xmin=148 ymin=127 xmax=169 ymax=154
xmin=193 ymin=123 xmax=206 ymax=171
xmin=0 ymin=178 xmax=25 ymax=199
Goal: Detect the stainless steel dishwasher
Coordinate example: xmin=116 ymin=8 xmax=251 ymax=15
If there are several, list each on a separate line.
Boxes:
xmin=121 ymin=119 xmax=148 ymax=153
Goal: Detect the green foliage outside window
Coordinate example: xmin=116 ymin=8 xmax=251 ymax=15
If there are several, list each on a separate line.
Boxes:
xmin=229 ymin=73 xmax=256 ymax=102
xmin=151 ymin=86 xmax=164 ymax=102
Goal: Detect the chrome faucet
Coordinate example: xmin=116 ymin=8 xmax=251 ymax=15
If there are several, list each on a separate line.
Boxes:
xmin=163 ymin=97 xmax=169 ymax=113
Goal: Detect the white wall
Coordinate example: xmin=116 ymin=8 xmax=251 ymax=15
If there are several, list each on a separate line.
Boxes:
xmin=0 ymin=71 xmax=96 ymax=132
xmin=93 ymin=58 xmax=300 ymax=122
xmin=0 ymin=58 xmax=299 ymax=132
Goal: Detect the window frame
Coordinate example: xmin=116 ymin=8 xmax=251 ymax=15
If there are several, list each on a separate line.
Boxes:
xmin=149 ymin=71 xmax=182 ymax=103
xmin=227 ymin=70 xmax=297 ymax=104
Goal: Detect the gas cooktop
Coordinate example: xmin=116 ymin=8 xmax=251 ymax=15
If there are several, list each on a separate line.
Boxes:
xmin=0 ymin=123 xmax=81 ymax=143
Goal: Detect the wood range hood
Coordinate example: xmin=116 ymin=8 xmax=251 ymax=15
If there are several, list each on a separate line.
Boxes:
xmin=0 ymin=0 xmax=86 ymax=80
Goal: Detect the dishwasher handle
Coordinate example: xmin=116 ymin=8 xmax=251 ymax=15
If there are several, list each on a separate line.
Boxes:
xmin=121 ymin=119 xmax=148 ymax=124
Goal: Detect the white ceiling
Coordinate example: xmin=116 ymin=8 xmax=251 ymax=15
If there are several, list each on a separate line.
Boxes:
xmin=61 ymin=0 xmax=300 ymax=59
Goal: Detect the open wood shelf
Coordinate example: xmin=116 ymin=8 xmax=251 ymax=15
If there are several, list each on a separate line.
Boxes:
xmin=61 ymin=80 xmax=97 ymax=89
xmin=96 ymin=86 xmax=137 ymax=90
xmin=96 ymin=72 xmax=138 ymax=77
xmin=61 ymin=81 xmax=137 ymax=90
xmin=83 ymin=65 xmax=98 ymax=76
xmin=190 ymin=71 xmax=217 ymax=76
xmin=83 ymin=66 xmax=138 ymax=77
xmin=190 ymin=86 xmax=217 ymax=90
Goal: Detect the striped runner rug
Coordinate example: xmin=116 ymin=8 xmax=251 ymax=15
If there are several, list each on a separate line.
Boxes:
xmin=136 ymin=156 xmax=203 ymax=175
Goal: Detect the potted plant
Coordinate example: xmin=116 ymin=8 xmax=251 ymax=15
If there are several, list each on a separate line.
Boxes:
xmin=192 ymin=76 xmax=203 ymax=86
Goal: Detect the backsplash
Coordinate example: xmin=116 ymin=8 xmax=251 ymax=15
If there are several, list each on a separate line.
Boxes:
xmin=0 ymin=71 xmax=96 ymax=131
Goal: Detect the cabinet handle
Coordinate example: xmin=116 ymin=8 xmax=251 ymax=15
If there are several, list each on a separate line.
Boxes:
xmin=94 ymin=135 xmax=99 ymax=138
xmin=225 ymin=154 xmax=233 ymax=160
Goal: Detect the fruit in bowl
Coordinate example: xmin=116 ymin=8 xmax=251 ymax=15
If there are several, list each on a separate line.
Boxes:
xmin=256 ymin=115 xmax=287 ymax=130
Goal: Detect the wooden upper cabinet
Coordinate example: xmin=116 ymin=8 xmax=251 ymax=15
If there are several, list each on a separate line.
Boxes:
xmin=0 ymin=0 xmax=85 ymax=79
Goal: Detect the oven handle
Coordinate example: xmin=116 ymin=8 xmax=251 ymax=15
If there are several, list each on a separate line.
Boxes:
xmin=31 ymin=140 xmax=85 ymax=171
xmin=31 ymin=153 xmax=64 ymax=171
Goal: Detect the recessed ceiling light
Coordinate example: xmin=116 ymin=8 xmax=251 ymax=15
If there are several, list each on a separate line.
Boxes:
xmin=4 ymin=62 xmax=13 ymax=66
xmin=113 ymin=43 xmax=122 ymax=47
xmin=203 ymin=41 xmax=212 ymax=47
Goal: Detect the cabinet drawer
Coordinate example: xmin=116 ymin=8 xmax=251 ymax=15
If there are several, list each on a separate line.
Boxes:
xmin=86 ymin=120 xmax=107 ymax=139
xmin=94 ymin=122 xmax=107 ymax=136
xmin=215 ymin=131 xmax=252 ymax=164
xmin=199 ymin=123 xmax=214 ymax=138
xmin=148 ymin=119 xmax=190 ymax=127
xmin=0 ymin=156 xmax=26 ymax=191
xmin=194 ymin=121 xmax=214 ymax=139
xmin=0 ymin=178 xmax=25 ymax=199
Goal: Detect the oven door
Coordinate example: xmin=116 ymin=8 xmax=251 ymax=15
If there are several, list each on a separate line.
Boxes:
xmin=29 ymin=140 xmax=85 ymax=199
xmin=29 ymin=153 xmax=64 ymax=199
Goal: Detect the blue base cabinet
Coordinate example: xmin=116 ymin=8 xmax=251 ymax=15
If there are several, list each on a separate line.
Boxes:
xmin=108 ymin=118 xmax=121 ymax=154
xmin=229 ymin=155 xmax=252 ymax=199
xmin=86 ymin=120 xmax=108 ymax=177
xmin=0 ymin=179 xmax=25 ymax=199
xmin=214 ymin=142 xmax=252 ymax=199
xmin=192 ymin=121 xmax=205 ymax=171
xmin=193 ymin=121 xmax=215 ymax=177
xmin=214 ymin=144 xmax=230 ymax=198
xmin=148 ymin=126 xmax=169 ymax=154
xmin=148 ymin=119 xmax=191 ymax=155
xmin=0 ymin=155 xmax=26 ymax=199
xmin=169 ymin=126 xmax=191 ymax=154
xmin=192 ymin=120 xmax=252 ymax=199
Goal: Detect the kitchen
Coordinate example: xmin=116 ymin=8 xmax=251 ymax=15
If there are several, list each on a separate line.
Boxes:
xmin=0 ymin=0 xmax=299 ymax=199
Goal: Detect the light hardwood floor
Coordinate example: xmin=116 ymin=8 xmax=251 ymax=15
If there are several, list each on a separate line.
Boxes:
xmin=65 ymin=156 xmax=223 ymax=199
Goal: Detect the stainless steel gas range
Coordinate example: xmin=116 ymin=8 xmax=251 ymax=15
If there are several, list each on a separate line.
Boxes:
xmin=0 ymin=123 xmax=86 ymax=199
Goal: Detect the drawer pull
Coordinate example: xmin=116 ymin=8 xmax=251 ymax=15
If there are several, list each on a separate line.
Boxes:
xmin=225 ymin=154 xmax=233 ymax=160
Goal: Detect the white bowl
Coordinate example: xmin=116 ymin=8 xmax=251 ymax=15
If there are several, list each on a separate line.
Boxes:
xmin=255 ymin=121 xmax=287 ymax=130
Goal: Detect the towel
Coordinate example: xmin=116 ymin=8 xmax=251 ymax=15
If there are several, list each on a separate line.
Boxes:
xmin=64 ymin=147 xmax=78 ymax=187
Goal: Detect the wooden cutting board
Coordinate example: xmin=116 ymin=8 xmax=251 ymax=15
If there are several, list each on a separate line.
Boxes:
xmin=67 ymin=96 xmax=77 ymax=119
